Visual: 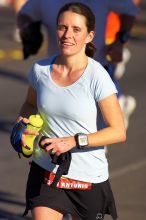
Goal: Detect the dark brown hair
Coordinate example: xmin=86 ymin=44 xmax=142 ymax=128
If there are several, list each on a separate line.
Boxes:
xmin=56 ymin=2 xmax=96 ymax=58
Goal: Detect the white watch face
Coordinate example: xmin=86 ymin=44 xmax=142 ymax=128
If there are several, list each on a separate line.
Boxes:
xmin=78 ymin=134 xmax=88 ymax=146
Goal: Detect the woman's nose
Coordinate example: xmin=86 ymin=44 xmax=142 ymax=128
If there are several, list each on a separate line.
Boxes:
xmin=64 ymin=28 xmax=72 ymax=38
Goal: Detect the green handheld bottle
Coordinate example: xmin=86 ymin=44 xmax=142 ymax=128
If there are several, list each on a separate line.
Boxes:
xmin=21 ymin=114 xmax=43 ymax=158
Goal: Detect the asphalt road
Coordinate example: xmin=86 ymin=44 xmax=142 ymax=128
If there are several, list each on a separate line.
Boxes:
xmin=0 ymin=2 xmax=146 ymax=220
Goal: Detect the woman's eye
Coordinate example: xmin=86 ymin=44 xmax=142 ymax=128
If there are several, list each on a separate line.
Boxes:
xmin=57 ymin=25 xmax=66 ymax=31
xmin=73 ymin=28 xmax=81 ymax=33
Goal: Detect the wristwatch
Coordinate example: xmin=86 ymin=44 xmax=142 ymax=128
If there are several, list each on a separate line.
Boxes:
xmin=116 ymin=30 xmax=129 ymax=44
xmin=74 ymin=133 xmax=88 ymax=149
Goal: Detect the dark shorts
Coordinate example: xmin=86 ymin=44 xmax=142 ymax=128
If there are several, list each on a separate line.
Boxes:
xmin=24 ymin=162 xmax=118 ymax=220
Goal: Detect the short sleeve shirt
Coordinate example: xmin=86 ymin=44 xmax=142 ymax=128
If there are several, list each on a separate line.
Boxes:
xmin=28 ymin=56 xmax=117 ymax=183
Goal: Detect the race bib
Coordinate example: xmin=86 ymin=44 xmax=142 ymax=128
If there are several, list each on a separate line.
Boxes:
xmin=44 ymin=171 xmax=92 ymax=190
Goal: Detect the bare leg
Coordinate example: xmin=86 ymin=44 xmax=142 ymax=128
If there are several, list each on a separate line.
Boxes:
xmin=32 ymin=206 xmax=63 ymax=220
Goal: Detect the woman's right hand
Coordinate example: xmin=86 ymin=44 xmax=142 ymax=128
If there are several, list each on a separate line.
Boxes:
xmin=17 ymin=116 xmax=38 ymax=149
xmin=17 ymin=116 xmax=29 ymax=124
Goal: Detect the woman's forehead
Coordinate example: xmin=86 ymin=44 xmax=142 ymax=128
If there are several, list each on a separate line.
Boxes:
xmin=58 ymin=11 xmax=87 ymax=25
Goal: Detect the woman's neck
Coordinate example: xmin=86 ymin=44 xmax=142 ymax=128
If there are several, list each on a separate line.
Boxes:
xmin=55 ymin=53 xmax=88 ymax=76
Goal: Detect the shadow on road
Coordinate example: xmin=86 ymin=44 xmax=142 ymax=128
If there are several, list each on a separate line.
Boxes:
xmin=0 ymin=191 xmax=31 ymax=219
xmin=0 ymin=69 xmax=27 ymax=84
xmin=0 ymin=120 xmax=14 ymax=134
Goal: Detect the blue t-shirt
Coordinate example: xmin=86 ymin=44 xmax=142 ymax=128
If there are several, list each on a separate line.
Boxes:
xmin=28 ymin=56 xmax=117 ymax=183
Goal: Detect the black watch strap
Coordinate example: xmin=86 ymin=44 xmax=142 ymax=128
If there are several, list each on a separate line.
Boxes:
xmin=74 ymin=133 xmax=88 ymax=149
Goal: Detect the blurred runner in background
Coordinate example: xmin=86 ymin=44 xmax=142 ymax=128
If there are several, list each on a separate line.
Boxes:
xmin=105 ymin=0 xmax=141 ymax=129
xmin=12 ymin=0 xmax=27 ymax=42
xmin=105 ymin=12 xmax=136 ymax=129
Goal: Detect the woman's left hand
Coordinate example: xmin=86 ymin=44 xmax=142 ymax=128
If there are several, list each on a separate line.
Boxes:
xmin=40 ymin=136 xmax=76 ymax=156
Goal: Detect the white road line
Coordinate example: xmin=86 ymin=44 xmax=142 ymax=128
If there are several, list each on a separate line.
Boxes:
xmin=111 ymin=159 xmax=146 ymax=178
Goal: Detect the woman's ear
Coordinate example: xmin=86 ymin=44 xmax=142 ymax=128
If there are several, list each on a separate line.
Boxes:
xmin=85 ymin=31 xmax=95 ymax=44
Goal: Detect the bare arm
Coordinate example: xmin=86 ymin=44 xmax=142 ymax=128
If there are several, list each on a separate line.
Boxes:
xmin=16 ymin=86 xmax=40 ymax=147
xmin=88 ymin=94 xmax=126 ymax=146
xmin=18 ymin=86 xmax=37 ymax=121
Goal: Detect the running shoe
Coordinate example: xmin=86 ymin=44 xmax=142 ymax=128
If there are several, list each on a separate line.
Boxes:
xmin=115 ymin=48 xmax=131 ymax=79
xmin=119 ymin=95 xmax=137 ymax=129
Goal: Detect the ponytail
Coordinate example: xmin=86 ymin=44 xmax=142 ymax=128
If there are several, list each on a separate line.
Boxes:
xmin=85 ymin=42 xmax=96 ymax=58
